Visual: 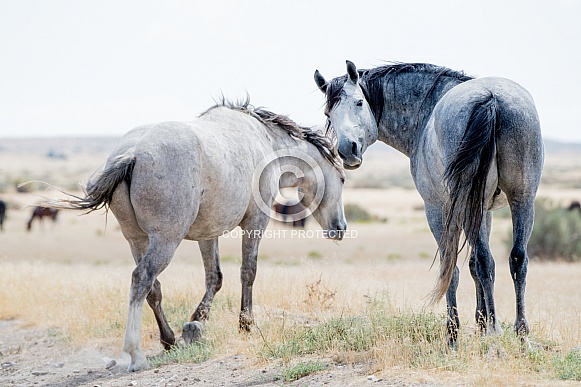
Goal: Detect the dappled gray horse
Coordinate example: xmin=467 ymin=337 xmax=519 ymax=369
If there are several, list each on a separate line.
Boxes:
xmin=315 ymin=61 xmax=543 ymax=343
xmin=50 ymin=100 xmax=346 ymax=371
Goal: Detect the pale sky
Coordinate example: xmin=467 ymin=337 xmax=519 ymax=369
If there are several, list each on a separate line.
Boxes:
xmin=1 ymin=0 xmax=579 ymax=141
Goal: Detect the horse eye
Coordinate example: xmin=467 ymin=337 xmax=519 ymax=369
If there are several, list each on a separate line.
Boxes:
xmin=356 ymin=100 xmax=363 ymax=107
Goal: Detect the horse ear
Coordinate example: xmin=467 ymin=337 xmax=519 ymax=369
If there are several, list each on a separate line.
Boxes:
xmin=314 ymin=70 xmax=327 ymax=93
xmin=346 ymin=60 xmax=358 ymax=84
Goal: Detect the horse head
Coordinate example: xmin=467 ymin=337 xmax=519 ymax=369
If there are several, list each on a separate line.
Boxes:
xmin=315 ymin=60 xmax=379 ymax=169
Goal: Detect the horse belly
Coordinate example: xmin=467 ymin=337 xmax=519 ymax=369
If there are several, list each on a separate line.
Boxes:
xmin=185 ymin=188 xmax=252 ymax=240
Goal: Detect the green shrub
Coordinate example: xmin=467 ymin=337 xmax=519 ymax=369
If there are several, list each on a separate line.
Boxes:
xmin=553 ymin=349 xmax=581 ymax=381
xmin=149 ymin=341 xmax=213 ymax=367
xmin=280 ymin=361 xmax=328 ymax=382
xmin=260 ymin=307 xmax=446 ymax=364
xmin=525 ymin=198 xmax=581 ymax=261
xmin=344 ymin=203 xmax=373 ymax=222
xmin=260 ymin=315 xmax=376 ymax=360
xmin=307 ymin=250 xmax=323 ymax=259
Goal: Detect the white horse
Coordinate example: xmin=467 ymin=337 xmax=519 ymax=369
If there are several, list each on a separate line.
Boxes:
xmin=51 ymin=99 xmax=346 ymax=371
xmin=315 ymin=61 xmax=543 ymax=344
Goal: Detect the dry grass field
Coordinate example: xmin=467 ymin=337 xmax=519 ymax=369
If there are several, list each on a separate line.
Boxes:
xmin=0 ymin=138 xmax=580 ymax=386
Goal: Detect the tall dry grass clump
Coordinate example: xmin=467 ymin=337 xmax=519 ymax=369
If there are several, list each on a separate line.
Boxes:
xmin=1 ymin=259 xmax=580 ymax=383
xmin=254 ymin=292 xmax=581 ymax=383
xmin=0 ymin=261 xmax=129 ymax=346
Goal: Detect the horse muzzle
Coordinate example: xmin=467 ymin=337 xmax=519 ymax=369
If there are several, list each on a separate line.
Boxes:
xmin=325 ymin=222 xmax=347 ymax=241
xmin=338 ymin=140 xmax=362 ymax=170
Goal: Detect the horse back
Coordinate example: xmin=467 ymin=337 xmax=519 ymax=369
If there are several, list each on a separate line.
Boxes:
xmin=107 ymin=113 xmax=273 ymax=240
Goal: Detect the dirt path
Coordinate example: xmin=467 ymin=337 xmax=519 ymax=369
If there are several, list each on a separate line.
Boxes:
xmin=0 ymin=320 xmax=440 ymax=387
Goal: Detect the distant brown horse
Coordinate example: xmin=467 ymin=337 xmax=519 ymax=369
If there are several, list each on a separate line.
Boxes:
xmin=568 ymin=201 xmax=581 ymax=212
xmin=26 ymin=206 xmax=59 ymax=231
xmin=272 ymin=201 xmax=307 ymax=228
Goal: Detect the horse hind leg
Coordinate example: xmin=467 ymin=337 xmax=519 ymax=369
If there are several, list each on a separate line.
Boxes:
xmin=469 ymin=213 xmax=488 ymax=333
xmin=445 ymin=266 xmax=460 ymax=345
xmin=424 ymin=203 xmax=461 ymax=345
xmin=468 ymin=212 xmax=502 ymax=335
xmin=147 ymin=279 xmax=175 ymax=350
xmin=123 ymin=236 xmax=179 ymax=371
xmin=127 ymin=236 xmax=176 ymax=351
xmin=508 ymin=198 xmax=535 ymax=336
xmin=110 ymin=183 xmax=177 ymax=368
xmin=182 ymin=238 xmax=223 ymax=345
xmin=469 ymin=252 xmax=487 ymax=332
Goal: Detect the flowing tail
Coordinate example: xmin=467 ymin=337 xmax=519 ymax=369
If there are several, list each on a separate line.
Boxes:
xmin=43 ymin=152 xmax=136 ymax=213
xmin=431 ymin=93 xmax=499 ymax=304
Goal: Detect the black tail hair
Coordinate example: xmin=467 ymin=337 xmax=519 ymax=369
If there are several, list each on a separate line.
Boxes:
xmin=431 ymin=93 xmax=499 ymax=303
xmin=41 ymin=153 xmax=135 ymax=213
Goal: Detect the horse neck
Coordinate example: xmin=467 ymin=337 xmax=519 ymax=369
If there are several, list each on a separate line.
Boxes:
xmin=268 ymin=128 xmax=324 ymax=188
xmin=268 ymin=126 xmax=316 ymax=157
xmin=370 ymin=72 xmax=465 ymax=157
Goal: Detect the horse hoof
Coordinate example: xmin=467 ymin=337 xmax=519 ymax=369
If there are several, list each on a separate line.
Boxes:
xmin=182 ymin=321 xmax=204 ymax=345
xmin=446 ymin=333 xmax=459 ymax=350
xmin=127 ymin=355 xmax=150 ymax=372
xmin=238 ymin=313 xmax=254 ymax=333
xmin=515 ymin=320 xmax=530 ymax=336
xmin=486 ymin=322 xmax=503 ymax=336
xmin=446 ymin=321 xmax=459 ymax=348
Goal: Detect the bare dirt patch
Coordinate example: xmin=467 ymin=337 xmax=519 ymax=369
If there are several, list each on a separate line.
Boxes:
xmin=1 ymin=319 xmax=438 ymax=387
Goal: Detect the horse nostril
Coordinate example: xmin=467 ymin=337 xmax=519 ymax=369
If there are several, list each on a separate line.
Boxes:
xmin=351 ymin=142 xmax=358 ymax=156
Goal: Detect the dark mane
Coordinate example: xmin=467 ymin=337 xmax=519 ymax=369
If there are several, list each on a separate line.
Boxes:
xmin=202 ymin=97 xmax=343 ymax=172
xmin=324 ymin=63 xmax=474 ymax=127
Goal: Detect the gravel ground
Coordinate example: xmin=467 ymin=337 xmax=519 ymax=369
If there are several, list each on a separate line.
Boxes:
xmin=0 ymin=320 xmax=444 ymax=387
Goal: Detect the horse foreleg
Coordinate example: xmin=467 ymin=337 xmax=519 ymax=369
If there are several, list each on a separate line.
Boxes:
xmin=239 ymin=236 xmax=258 ymax=332
xmin=182 ymin=238 xmax=222 ymax=345
xmin=239 ymin=219 xmax=267 ymax=332
xmin=509 ymin=199 xmax=534 ymax=336
xmin=26 ymin=214 xmax=37 ymax=231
